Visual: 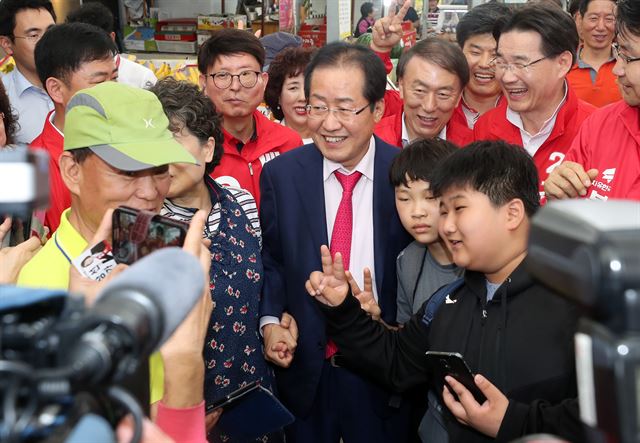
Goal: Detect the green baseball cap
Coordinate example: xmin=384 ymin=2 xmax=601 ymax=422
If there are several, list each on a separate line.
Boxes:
xmin=63 ymin=82 xmax=196 ymax=171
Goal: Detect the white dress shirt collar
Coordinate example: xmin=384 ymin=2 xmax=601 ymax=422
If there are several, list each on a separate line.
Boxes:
xmin=506 ymin=81 xmax=568 ymax=156
xmin=323 ymin=135 xmax=376 ymax=182
xmin=401 ymin=113 xmax=446 ymax=147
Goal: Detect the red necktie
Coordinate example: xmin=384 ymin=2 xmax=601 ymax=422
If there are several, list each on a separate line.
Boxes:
xmin=326 ymin=171 xmax=362 ymax=359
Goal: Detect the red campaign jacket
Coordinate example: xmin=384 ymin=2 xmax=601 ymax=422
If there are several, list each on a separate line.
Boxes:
xmin=30 ymin=111 xmax=69 ymax=234
xmin=564 ymin=100 xmax=640 ymax=201
xmin=211 ymin=110 xmax=302 ymax=207
xmin=383 ymin=89 xmax=404 ymax=119
xmin=374 ymin=105 xmax=474 ymax=148
xmin=473 ymin=86 xmax=595 ymax=199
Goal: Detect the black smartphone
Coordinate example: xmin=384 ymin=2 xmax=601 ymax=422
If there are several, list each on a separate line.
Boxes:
xmin=112 ymin=206 xmax=188 ymax=265
xmin=206 ymin=380 xmax=261 ymax=414
xmin=425 ymin=351 xmax=487 ymax=404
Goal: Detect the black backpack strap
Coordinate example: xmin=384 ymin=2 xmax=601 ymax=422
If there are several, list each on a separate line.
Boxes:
xmin=420 ymin=278 xmax=465 ymax=328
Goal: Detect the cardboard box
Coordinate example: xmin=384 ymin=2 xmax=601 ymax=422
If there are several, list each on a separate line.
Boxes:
xmin=123 ymin=25 xmax=157 ymax=52
xmin=197 ymin=30 xmax=215 ymax=47
xmin=197 ymin=14 xmax=247 ymax=31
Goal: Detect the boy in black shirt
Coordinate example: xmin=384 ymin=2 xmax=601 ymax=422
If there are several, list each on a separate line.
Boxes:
xmin=306 ymin=140 xmax=582 ymax=443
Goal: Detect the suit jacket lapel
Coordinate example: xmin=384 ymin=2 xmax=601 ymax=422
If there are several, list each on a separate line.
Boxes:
xmin=293 ymin=146 xmax=329 ymax=251
xmin=372 ymin=140 xmax=391 ymax=295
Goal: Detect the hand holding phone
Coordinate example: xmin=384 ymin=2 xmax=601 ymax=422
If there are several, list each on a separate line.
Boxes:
xmin=425 ymin=351 xmax=487 ymax=404
xmin=112 ymin=206 xmax=188 ymax=265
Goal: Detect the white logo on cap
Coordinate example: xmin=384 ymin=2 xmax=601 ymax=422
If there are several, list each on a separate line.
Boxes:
xmin=143 ymin=118 xmax=155 ymax=128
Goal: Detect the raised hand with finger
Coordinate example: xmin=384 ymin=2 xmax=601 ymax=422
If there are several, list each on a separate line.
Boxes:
xmin=305 ymin=245 xmax=350 ymax=307
xmin=371 ymin=0 xmax=412 ymax=53
xmin=346 ymin=267 xmax=381 ymax=320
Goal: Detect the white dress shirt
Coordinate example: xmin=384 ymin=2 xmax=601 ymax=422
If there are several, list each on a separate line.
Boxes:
xmin=323 ymin=136 xmax=378 ymax=301
xmin=2 ymin=67 xmax=53 ymax=144
xmin=259 ymin=136 xmax=380 ymax=332
xmin=506 ymin=83 xmax=568 ymax=157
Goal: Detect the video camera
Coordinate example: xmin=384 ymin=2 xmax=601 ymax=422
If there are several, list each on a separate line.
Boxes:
xmin=528 ymin=199 xmax=640 ymax=443
xmin=0 ymin=147 xmax=49 ymax=246
xmin=0 ymin=148 xmax=205 ymax=443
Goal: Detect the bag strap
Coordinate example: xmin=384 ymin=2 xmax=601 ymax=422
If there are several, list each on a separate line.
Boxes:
xmin=421 ymin=278 xmax=465 ymax=328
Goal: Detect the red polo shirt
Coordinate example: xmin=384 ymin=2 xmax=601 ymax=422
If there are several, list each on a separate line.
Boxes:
xmin=29 ymin=111 xmax=69 ymax=234
xmin=474 ymin=85 xmax=595 ymax=200
xmin=564 ymin=100 xmax=640 ymax=201
xmin=212 ymin=110 xmax=302 ymax=206
xmin=567 ymin=57 xmax=621 ymax=108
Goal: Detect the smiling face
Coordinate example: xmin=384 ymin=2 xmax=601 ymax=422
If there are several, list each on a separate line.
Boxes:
xmin=462 ymin=33 xmax=501 ymax=100
xmin=62 ymin=152 xmax=171 ymax=234
xmin=398 ymin=57 xmax=462 ymax=141
xmin=202 ymin=52 xmax=267 ymax=119
xmin=613 ymin=30 xmax=640 ymax=107
xmin=438 ymin=186 xmax=507 ymax=273
xmin=306 ymin=65 xmax=384 ymax=169
xmin=580 ymin=0 xmax=616 ymax=52
xmin=395 ymin=179 xmax=441 ymax=244
xmin=279 ymin=72 xmax=308 ymax=130
xmin=496 ymin=30 xmax=570 ymax=117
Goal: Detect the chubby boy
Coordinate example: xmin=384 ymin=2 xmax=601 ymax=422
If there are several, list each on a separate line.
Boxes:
xmin=306 ymin=140 xmax=583 ymax=443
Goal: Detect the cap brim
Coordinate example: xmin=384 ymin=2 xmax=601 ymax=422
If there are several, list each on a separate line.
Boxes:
xmin=89 ymin=137 xmax=197 ymax=172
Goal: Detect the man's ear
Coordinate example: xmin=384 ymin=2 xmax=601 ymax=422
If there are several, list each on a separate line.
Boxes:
xmin=59 ymin=152 xmax=82 ymax=196
xmin=373 ymin=98 xmax=385 ymax=123
xmin=258 ymin=71 xmax=269 ymax=94
xmin=398 ymin=77 xmax=405 ymax=101
xmin=199 ymin=73 xmax=207 ymax=92
xmin=557 ymin=50 xmax=574 ymax=78
xmin=45 ymin=77 xmax=65 ymax=106
xmin=504 ymin=198 xmax=525 ymax=231
xmin=0 ymin=36 xmax=14 ymax=56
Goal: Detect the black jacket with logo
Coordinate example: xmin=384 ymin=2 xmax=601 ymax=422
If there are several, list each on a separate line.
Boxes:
xmin=318 ymin=260 xmax=584 ymax=442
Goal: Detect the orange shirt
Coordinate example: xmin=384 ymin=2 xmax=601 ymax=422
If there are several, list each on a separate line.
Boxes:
xmin=567 ymin=53 xmax=621 ymax=108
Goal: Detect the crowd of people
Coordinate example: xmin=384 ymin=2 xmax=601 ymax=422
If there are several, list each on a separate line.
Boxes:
xmin=0 ymin=0 xmax=639 ymax=442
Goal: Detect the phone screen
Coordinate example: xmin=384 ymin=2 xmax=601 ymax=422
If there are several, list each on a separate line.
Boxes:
xmin=112 ymin=207 xmax=187 ymax=265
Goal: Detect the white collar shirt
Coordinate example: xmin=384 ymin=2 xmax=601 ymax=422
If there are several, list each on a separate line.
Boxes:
xmin=506 ymin=82 xmax=568 ymax=157
xmin=323 ymin=136 xmax=378 ymax=301
xmin=401 ymin=113 xmax=446 ymax=147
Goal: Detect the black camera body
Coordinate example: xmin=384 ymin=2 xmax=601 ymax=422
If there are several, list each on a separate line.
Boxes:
xmin=528 ymin=199 xmax=640 ymax=443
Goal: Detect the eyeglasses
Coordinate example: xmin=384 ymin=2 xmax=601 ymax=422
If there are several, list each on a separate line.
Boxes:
xmin=491 ymin=56 xmax=548 ymax=74
xmin=208 ymin=70 xmax=261 ymax=89
xmin=306 ymin=104 xmax=371 ymax=122
xmin=13 ymin=33 xmax=43 ymax=44
xmin=612 ymin=43 xmax=640 ymax=65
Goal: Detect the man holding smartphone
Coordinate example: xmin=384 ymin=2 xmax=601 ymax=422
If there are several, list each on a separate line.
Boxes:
xmin=17 ymin=81 xmax=195 ymax=292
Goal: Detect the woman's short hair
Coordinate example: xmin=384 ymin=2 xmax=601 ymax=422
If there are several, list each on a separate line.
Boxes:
xmin=149 ymin=77 xmax=224 ymax=175
xmin=265 ymin=47 xmax=316 ymax=121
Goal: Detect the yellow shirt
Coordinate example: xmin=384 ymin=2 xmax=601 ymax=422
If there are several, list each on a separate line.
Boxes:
xmin=18 ymin=209 xmax=87 ymax=289
xmin=17 ymin=208 xmax=165 ymax=403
